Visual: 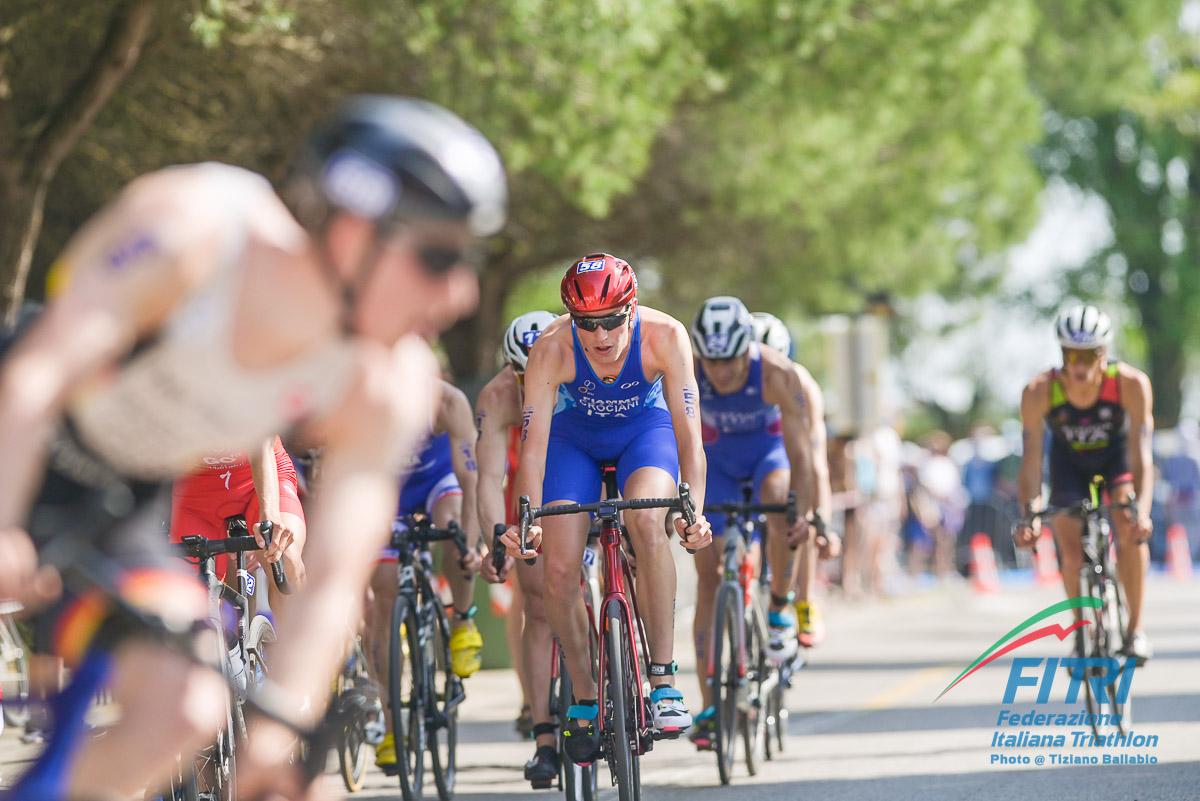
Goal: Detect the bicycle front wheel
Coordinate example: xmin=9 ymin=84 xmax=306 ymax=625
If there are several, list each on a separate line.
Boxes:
xmin=428 ymin=602 xmax=459 ymax=801
xmin=390 ymin=596 xmax=426 ymax=801
xmin=335 ymin=652 xmax=370 ymax=793
xmin=711 ymin=584 xmax=741 ymax=785
xmin=604 ymin=600 xmax=640 ymax=801
xmin=1080 ymin=570 xmax=1132 ymax=739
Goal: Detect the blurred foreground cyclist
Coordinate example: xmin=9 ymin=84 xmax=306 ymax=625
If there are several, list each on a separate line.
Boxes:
xmin=0 ymin=95 xmax=505 ymax=801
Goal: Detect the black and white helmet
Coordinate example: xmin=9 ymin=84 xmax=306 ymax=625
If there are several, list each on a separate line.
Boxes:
xmin=751 ymin=312 xmax=793 ymax=358
xmin=1055 ymin=304 xmax=1113 ymax=349
xmin=502 ymin=310 xmax=557 ymax=372
xmin=692 ymin=296 xmax=754 ymax=360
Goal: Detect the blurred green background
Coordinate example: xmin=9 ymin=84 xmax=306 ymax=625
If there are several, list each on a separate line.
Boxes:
xmin=2 ymin=0 xmax=1199 ymax=433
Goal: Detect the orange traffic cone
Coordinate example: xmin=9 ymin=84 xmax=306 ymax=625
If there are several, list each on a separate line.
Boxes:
xmin=1034 ymin=527 xmax=1061 ymax=585
xmin=489 ymin=577 xmax=514 ymax=617
xmin=970 ymin=532 xmax=1000 ymax=594
xmin=1166 ymin=524 xmax=1193 ymax=581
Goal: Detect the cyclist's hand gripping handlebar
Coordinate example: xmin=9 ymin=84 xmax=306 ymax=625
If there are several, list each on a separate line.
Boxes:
xmin=257 ymin=521 xmax=291 ymax=594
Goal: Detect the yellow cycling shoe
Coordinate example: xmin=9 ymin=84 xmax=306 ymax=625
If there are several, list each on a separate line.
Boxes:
xmin=794 ymin=599 xmax=826 ymax=648
xmin=449 ymin=612 xmax=483 ymax=678
xmin=375 ymin=732 xmax=398 ymax=776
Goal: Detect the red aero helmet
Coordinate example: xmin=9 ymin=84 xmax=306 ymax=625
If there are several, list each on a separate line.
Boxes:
xmin=560 ymin=253 xmax=638 ymax=314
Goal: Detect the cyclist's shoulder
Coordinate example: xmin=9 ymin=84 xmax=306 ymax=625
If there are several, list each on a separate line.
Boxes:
xmin=1112 ymin=362 xmax=1152 ymax=404
xmin=1020 ymin=371 xmax=1055 ymax=411
xmin=477 ymin=367 xmax=520 ymax=414
xmin=636 ymin=306 xmax=688 ymax=350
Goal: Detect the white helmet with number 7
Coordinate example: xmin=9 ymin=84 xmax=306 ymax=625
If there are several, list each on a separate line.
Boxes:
xmin=503 ymin=310 xmax=558 ymax=372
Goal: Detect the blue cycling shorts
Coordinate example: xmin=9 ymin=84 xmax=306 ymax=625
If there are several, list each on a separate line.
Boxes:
xmin=543 ymin=408 xmax=679 ymax=504
xmin=705 ymin=436 xmax=790 ymax=537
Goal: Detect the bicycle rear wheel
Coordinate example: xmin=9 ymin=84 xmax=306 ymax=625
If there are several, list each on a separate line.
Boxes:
xmin=604 ymin=600 xmax=640 ymax=801
xmin=711 ymin=585 xmax=741 ymax=785
xmin=390 ymin=596 xmax=426 ymax=801
xmin=428 ymin=602 xmax=459 ymax=801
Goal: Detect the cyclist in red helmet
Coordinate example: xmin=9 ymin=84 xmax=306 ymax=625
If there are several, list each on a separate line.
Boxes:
xmin=501 ymin=253 xmax=713 ymax=763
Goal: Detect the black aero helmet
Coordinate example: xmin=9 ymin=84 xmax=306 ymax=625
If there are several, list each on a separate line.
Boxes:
xmin=287 ymin=95 xmax=507 ymax=238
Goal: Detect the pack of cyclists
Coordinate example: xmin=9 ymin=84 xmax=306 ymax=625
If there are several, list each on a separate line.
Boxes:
xmin=0 ymin=85 xmax=1156 ymax=801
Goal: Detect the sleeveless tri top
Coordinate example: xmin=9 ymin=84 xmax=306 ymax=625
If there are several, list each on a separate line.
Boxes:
xmin=1045 ymin=363 xmax=1127 ymax=468
xmin=697 ymin=343 xmax=782 ymax=446
xmin=66 ymin=163 xmax=357 ymax=479
xmin=552 ymin=313 xmax=667 ymax=423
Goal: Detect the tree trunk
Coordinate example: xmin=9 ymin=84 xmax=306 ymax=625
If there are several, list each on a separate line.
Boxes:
xmin=443 ymin=260 xmax=516 ymax=382
xmin=0 ymin=179 xmax=46 ymax=323
xmin=0 ymin=0 xmax=156 ymax=323
xmin=1131 ymin=274 xmax=1184 ymax=429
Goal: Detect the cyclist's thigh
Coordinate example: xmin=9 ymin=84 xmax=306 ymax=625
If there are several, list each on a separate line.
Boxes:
xmin=1050 ymin=512 xmax=1084 ymax=553
xmin=702 ymin=452 xmax=741 ymax=538
xmin=542 ymin=430 xmax=604 ymax=507
xmin=427 ymin=473 xmax=464 ymax=529
xmin=752 ymin=443 xmax=790 ymax=504
xmin=614 ymin=412 xmax=678 ymax=498
xmin=1107 ymin=479 xmax=1139 ymax=546
xmin=540 ymin=509 xmax=591 ymax=595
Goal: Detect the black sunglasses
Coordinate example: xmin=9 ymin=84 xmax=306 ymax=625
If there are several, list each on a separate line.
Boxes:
xmin=572 ymin=306 xmax=631 ymax=332
xmin=417 ymin=243 xmax=476 ymax=274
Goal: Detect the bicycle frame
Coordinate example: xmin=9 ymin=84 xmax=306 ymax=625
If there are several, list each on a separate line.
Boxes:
xmin=595 ymin=505 xmax=654 ymax=750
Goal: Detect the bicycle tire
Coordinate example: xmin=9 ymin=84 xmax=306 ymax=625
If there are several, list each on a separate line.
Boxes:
xmin=390 ymin=596 xmax=425 ymax=801
xmin=604 ymin=600 xmax=640 ymax=801
xmin=189 ymin=622 xmax=236 ymax=801
xmin=427 ymin=601 xmax=458 ymax=801
xmin=711 ymin=585 xmax=741 ymax=785
xmin=0 ymin=616 xmax=30 ymax=728
xmin=1080 ymin=568 xmax=1132 ymax=738
xmin=741 ymin=601 xmax=768 ymax=776
xmin=335 ymin=651 xmax=370 ymax=793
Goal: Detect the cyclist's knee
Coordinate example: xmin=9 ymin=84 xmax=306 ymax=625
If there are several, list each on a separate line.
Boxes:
xmin=758 ymin=471 xmax=790 ymax=504
xmin=624 ymin=507 xmax=667 ymax=542
xmin=543 ymin=561 xmax=578 ymax=605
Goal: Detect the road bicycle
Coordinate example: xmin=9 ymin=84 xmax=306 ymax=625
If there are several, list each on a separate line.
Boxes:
xmin=385 ymin=514 xmax=468 ymax=801
xmin=702 ymin=487 xmax=795 ymax=784
xmin=516 ymin=471 xmax=696 ymax=801
xmin=1023 ymin=476 xmax=1137 ymax=738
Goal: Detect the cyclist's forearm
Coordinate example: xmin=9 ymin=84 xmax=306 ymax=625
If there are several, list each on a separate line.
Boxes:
xmin=0 ymin=376 xmax=59 ymax=528
xmin=1133 ymin=435 xmax=1154 ymax=520
xmin=477 ymin=480 xmax=508 ymax=534
xmin=250 ymin=438 xmax=281 ymax=519
xmin=678 ymin=445 xmax=706 ymax=513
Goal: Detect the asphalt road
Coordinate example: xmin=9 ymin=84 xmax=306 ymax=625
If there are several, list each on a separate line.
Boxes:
xmin=4 ymin=567 xmax=1199 ymax=800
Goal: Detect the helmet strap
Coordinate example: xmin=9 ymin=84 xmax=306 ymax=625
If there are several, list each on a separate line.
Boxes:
xmin=312 ymin=216 xmax=389 ymax=336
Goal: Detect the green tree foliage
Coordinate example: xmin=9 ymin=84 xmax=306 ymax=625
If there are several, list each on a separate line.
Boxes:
xmin=1 ymin=0 xmax=1171 ymax=379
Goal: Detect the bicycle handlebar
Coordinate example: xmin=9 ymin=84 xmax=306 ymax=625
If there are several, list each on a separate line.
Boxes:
xmin=491 ymin=524 xmax=509 ymax=577
xmin=518 ymin=483 xmax=699 ymax=560
xmin=391 ymin=516 xmax=468 ymax=555
xmin=1018 ymin=498 xmax=1138 ymax=526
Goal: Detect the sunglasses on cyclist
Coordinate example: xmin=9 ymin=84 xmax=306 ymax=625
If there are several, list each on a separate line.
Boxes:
xmin=416 ymin=243 xmax=477 ymax=274
xmin=572 ymin=305 xmax=631 ymax=332
xmin=1062 ymin=347 xmax=1102 ymax=366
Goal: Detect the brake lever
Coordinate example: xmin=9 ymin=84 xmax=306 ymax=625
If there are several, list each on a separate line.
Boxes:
xmin=491 ymin=524 xmax=508 ymax=578
xmin=519 ymin=496 xmax=537 ymax=566
xmin=677 ymin=482 xmax=698 ymax=554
